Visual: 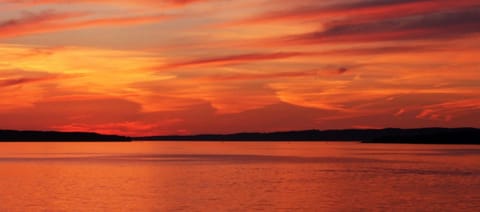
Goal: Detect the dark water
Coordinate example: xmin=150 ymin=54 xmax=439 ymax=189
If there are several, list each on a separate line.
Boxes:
xmin=0 ymin=142 xmax=479 ymax=211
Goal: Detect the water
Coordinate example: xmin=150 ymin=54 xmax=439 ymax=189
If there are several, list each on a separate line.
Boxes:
xmin=0 ymin=142 xmax=479 ymax=211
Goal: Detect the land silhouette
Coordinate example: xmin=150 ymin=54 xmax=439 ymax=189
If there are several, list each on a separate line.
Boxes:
xmin=1 ymin=128 xmax=480 ymax=144
xmin=0 ymin=130 xmax=131 ymax=141
xmin=137 ymin=128 xmax=480 ymax=144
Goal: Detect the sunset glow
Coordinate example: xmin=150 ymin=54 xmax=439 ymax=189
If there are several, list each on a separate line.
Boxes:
xmin=1 ymin=0 xmax=480 ymax=136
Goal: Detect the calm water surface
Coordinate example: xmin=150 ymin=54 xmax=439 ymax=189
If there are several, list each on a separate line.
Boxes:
xmin=0 ymin=142 xmax=479 ymax=211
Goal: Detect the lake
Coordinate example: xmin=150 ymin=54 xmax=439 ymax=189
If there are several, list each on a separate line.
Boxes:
xmin=0 ymin=142 xmax=479 ymax=211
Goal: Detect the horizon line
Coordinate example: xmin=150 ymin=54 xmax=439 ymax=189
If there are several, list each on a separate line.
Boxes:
xmin=2 ymin=127 xmax=479 ymax=138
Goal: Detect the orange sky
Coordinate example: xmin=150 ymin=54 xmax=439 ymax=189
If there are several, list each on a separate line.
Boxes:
xmin=1 ymin=0 xmax=479 ymax=136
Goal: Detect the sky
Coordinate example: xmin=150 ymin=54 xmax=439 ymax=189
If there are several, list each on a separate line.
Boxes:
xmin=0 ymin=0 xmax=479 ymax=136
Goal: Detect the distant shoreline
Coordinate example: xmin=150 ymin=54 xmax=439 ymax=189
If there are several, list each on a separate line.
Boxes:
xmin=135 ymin=128 xmax=480 ymax=145
xmin=0 ymin=130 xmax=131 ymax=142
xmin=1 ymin=128 xmax=480 ymax=144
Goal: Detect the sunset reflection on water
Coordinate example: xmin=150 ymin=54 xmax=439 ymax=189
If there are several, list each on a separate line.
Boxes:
xmin=0 ymin=142 xmax=479 ymax=211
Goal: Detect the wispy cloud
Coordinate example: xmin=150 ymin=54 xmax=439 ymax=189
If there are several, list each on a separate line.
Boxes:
xmin=198 ymin=70 xmax=319 ymax=82
xmin=227 ymin=0 xmax=479 ymax=26
xmin=4 ymin=0 xmax=209 ymax=7
xmin=275 ymin=7 xmax=480 ymax=44
xmin=0 ymin=75 xmax=58 ymax=87
xmin=0 ymin=10 xmax=169 ymax=38
xmin=417 ymin=99 xmax=480 ymax=121
xmin=159 ymin=52 xmax=309 ymax=70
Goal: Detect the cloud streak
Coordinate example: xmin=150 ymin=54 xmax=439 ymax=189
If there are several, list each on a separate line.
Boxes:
xmin=0 ymin=76 xmax=58 ymax=87
xmin=228 ymin=0 xmax=479 ymax=26
xmin=0 ymin=10 xmax=169 ymax=38
xmin=4 ymin=0 xmax=209 ymax=7
xmin=159 ymin=52 xmax=309 ymax=70
xmin=276 ymin=7 xmax=480 ymax=44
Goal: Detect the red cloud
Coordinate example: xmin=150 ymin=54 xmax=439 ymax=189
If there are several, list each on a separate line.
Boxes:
xmin=0 ymin=76 xmax=55 ymax=87
xmin=159 ymin=52 xmax=309 ymax=70
xmin=199 ymin=70 xmax=319 ymax=82
xmin=0 ymin=74 xmax=74 ymax=87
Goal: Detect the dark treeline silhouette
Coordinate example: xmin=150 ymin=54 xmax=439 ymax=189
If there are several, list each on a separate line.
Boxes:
xmin=0 ymin=130 xmax=131 ymax=142
xmin=2 ymin=128 xmax=479 ymax=144
xmin=136 ymin=128 xmax=480 ymax=144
